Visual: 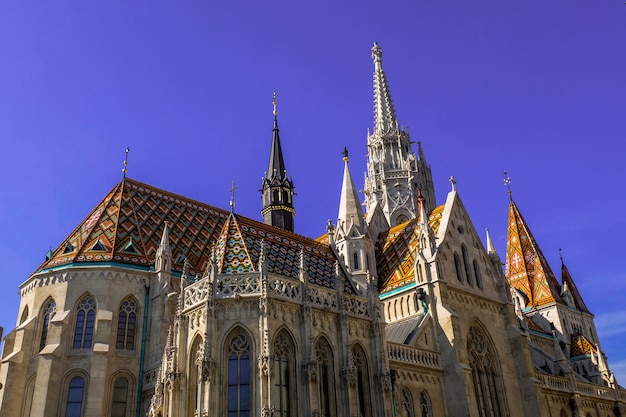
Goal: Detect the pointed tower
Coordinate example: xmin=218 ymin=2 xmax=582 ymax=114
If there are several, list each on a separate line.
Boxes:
xmin=560 ymin=255 xmax=590 ymax=313
xmin=363 ymin=42 xmax=436 ymax=228
xmin=334 ymin=148 xmax=375 ymax=291
xmin=505 ymin=199 xmax=563 ymax=309
xmin=261 ymin=92 xmax=295 ymax=232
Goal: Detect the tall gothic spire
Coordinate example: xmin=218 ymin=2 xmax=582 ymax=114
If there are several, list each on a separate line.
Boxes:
xmin=372 ymin=42 xmax=398 ymax=133
xmin=363 ymin=43 xmax=436 ymax=227
xmin=560 ymin=254 xmax=590 ymax=313
xmin=506 ymin=199 xmax=563 ymax=309
xmin=261 ymin=92 xmax=295 ymax=232
xmin=337 ymin=148 xmax=365 ymax=233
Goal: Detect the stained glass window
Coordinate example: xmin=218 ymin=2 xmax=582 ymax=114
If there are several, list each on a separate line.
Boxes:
xmin=316 ymin=338 xmax=336 ymax=417
xmin=272 ymin=332 xmax=294 ymax=417
xmin=73 ymin=296 xmax=96 ymax=349
xmin=116 ymin=297 xmax=138 ymax=350
xmin=65 ymin=376 xmax=85 ymax=417
xmin=468 ymin=325 xmax=507 ymax=417
xmin=227 ymin=333 xmax=251 ymax=417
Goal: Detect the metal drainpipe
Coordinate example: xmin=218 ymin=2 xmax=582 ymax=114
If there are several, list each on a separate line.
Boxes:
xmin=136 ymin=284 xmax=150 ymax=417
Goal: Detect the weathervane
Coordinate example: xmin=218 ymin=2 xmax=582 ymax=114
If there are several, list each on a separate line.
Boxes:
xmin=229 ymin=181 xmax=238 ymax=213
xmin=122 ymin=147 xmax=130 ymax=178
xmin=503 ymin=170 xmax=512 ymax=199
xmin=272 ymin=91 xmax=278 ymax=117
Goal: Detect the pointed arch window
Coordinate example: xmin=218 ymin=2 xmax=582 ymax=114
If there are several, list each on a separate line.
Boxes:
xmin=272 ymin=331 xmax=295 ymax=417
xmin=468 ymin=325 xmax=508 ymax=417
xmin=399 ymin=387 xmax=415 ymax=417
xmin=353 ymin=252 xmax=360 ymax=270
xmin=111 ymin=377 xmax=129 ymax=417
xmin=316 ymin=338 xmax=337 ymax=417
xmin=73 ymin=295 xmax=96 ymax=349
xmin=473 ymin=260 xmax=483 ymax=289
xmin=65 ymin=376 xmax=86 ymax=417
xmin=39 ymin=299 xmax=57 ymax=351
xmin=462 ymin=245 xmax=473 ymax=286
xmin=353 ymin=345 xmax=372 ymax=417
xmin=227 ymin=333 xmax=251 ymax=417
xmin=22 ymin=375 xmax=36 ymax=417
xmin=454 ymin=253 xmax=464 ymax=283
xmin=189 ymin=337 xmax=203 ymax=417
xmin=419 ymin=391 xmax=432 ymax=417
xmin=116 ymin=297 xmax=138 ymax=350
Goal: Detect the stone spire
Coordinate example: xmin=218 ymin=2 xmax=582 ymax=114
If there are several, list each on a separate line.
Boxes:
xmin=485 ymin=228 xmax=496 ymax=255
xmin=372 ymin=42 xmax=398 ymax=134
xmin=155 ymin=222 xmax=172 ymax=274
xmin=363 ymin=43 xmax=436 ymax=227
xmin=337 ymin=148 xmax=365 ymax=233
xmin=261 ymin=91 xmax=295 ymax=232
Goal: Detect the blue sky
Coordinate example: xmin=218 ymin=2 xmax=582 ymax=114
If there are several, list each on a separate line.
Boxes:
xmin=1 ymin=1 xmax=625 ymax=382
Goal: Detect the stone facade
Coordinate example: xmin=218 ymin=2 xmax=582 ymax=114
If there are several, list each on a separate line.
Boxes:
xmin=1 ymin=44 xmax=624 ymax=417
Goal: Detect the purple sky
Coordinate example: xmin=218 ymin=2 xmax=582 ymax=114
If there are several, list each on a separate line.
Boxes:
xmin=1 ymin=2 xmax=625 ymax=382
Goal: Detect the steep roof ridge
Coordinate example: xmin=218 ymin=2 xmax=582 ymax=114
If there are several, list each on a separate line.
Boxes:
xmin=215 ymin=213 xmax=256 ymax=274
xmin=561 ymin=258 xmax=590 ymax=313
xmin=69 ymin=180 xmax=124 ymax=262
xmin=38 ymin=180 xmax=124 ymax=271
xmin=113 ymin=179 xmax=149 ymax=260
xmin=337 ymin=148 xmax=365 ymax=233
xmin=506 ymin=200 xmax=563 ymax=308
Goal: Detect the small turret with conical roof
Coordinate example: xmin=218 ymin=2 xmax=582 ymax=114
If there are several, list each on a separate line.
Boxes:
xmin=261 ymin=91 xmax=295 ymax=232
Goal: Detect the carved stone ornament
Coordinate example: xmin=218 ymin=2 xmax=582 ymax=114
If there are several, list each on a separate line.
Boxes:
xmin=304 ymin=360 xmax=318 ymax=382
xmin=201 ymin=357 xmax=216 ymax=382
xmin=342 ymin=366 xmax=357 ymax=387
xmin=258 ymin=354 xmax=273 ymax=376
xmin=378 ymin=372 xmax=392 ymax=392
xmin=261 ymin=405 xmax=275 ymax=417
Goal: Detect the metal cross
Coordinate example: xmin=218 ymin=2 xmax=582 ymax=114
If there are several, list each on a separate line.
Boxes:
xmin=272 ymin=91 xmax=278 ymax=116
xmin=122 ymin=147 xmax=130 ymax=178
xmin=229 ymin=181 xmax=238 ymax=212
xmin=503 ymin=170 xmax=512 ymax=198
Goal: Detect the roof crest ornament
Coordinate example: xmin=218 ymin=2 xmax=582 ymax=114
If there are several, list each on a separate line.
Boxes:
xmin=449 ymin=176 xmax=457 ymax=191
xmin=272 ymin=90 xmax=278 ymax=117
xmin=503 ymin=170 xmax=512 ymax=200
xmin=122 ymin=147 xmax=130 ymax=178
xmin=229 ymin=181 xmax=237 ymax=213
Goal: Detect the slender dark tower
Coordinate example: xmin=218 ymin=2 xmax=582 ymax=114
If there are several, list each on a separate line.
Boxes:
xmin=261 ymin=92 xmax=295 ymax=232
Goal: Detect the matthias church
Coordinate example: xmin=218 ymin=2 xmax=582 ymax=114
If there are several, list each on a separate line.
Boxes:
xmin=0 ymin=44 xmax=623 ymax=417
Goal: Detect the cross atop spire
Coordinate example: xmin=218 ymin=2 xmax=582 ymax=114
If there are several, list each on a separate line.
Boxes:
xmin=122 ymin=147 xmax=130 ymax=178
xmin=504 ymin=170 xmax=512 ymax=200
xmin=272 ymin=90 xmax=278 ymax=118
xmin=229 ymin=181 xmax=237 ymax=213
xmin=372 ymin=42 xmax=398 ymax=133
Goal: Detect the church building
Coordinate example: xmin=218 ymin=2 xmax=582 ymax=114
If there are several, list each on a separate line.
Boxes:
xmin=0 ymin=43 xmax=624 ymax=417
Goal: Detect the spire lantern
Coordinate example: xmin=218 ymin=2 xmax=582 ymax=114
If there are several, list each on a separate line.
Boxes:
xmin=261 ymin=91 xmax=295 ymax=232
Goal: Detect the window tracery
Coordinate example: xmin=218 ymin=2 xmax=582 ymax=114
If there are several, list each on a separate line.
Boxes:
xmin=39 ymin=299 xmax=57 ymax=351
xmin=73 ymin=295 xmax=96 ymax=349
xmin=272 ymin=331 xmax=294 ymax=417
xmin=316 ymin=338 xmax=336 ymax=417
xmin=227 ymin=333 xmax=251 ymax=417
xmin=116 ymin=297 xmax=138 ymax=350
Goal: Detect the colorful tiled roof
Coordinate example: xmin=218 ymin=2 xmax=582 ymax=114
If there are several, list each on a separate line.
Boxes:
xmin=570 ymin=333 xmax=597 ymax=357
xmin=505 ymin=201 xmax=563 ymax=308
xmin=561 ymin=260 xmax=590 ymax=313
xmin=377 ymin=205 xmax=444 ymax=294
xmin=37 ymin=178 xmax=354 ymax=293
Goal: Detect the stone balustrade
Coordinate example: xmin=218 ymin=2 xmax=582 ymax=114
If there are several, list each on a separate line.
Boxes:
xmin=387 ymin=343 xmax=442 ymax=370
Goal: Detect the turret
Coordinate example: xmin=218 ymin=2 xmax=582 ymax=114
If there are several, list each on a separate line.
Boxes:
xmin=363 ymin=43 xmax=436 ymax=227
xmin=261 ymin=92 xmax=295 ymax=232
xmin=334 ymin=148 xmax=375 ymax=292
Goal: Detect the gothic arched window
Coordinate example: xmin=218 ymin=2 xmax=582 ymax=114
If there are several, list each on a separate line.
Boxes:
xmin=39 ymin=299 xmax=57 ymax=351
xmin=468 ymin=324 xmax=507 ymax=417
xmin=454 ymin=253 xmax=464 ymax=283
xmin=227 ymin=332 xmax=251 ymax=417
xmin=73 ymin=295 xmax=96 ymax=349
xmin=419 ymin=391 xmax=432 ymax=417
xmin=473 ymin=260 xmax=483 ymax=289
xmin=272 ymin=331 xmax=295 ymax=417
xmin=462 ymin=245 xmax=473 ymax=286
xmin=22 ymin=375 xmax=36 ymax=417
xmin=65 ymin=376 xmax=86 ymax=417
xmin=399 ymin=387 xmax=415 ymax=417
xmin=353 ymin=344 xmax=371 ymax=417
xmin=189 ymin=336 xmax=203 ymax=417
xmin=111 ymin=377 xmax=129 ymax=417
xmin=316 ymin=337 xmax=336 ymax=417
xmin=353 ymin=252 xmax=360 ymax=270
xmin=116 ymin=297 xmax=138 ymax=350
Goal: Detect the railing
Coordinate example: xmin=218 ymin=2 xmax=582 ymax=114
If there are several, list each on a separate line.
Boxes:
xmin=183 ymin=274 xmax=372 ymax=318
xmin=387 ymin=343 xmax=442 ymax=370
xmin=535 ymin=372 xmax=620 ymax=401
